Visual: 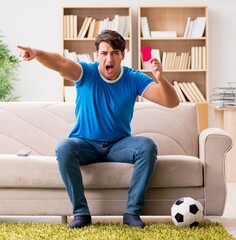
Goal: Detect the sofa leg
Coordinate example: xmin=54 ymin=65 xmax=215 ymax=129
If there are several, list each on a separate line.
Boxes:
xmin=61 ymin=215 xmax=67 ymax=224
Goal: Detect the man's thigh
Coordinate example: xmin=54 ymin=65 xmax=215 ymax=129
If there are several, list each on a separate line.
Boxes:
xmin=107 ymin=136 xmax=151 ymax=163
xmin=62 ymin=137 xmax=101 ymax=165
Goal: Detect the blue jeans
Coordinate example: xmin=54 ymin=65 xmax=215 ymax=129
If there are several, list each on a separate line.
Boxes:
xmin=55 ymin=136 xmax=157 ymax=216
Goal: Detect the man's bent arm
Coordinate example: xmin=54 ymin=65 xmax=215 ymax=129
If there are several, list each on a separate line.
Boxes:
xmin=143 ymin=58 xmax=179 ymax=108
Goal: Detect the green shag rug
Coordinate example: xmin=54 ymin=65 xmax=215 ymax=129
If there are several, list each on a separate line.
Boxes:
xmin=0 ymin=222 xmax=233 ymax=240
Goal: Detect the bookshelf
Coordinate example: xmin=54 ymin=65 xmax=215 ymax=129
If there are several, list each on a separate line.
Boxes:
xmin=138 ymin=6 xmax=209 ymax=131
xmin=62 ymin=6 xmax=132 ymax=101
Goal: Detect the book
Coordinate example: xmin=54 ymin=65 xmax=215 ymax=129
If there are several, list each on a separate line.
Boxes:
xmin=186 ymin=20 xmax=194 ymax=37
xmin=212 ymin=87 xmax=236 ymax=93
xmin=166 ymin=52 xmax=175 ymax=70
xmin=173 ymin=85 xmax=182 ymax=102
xmin=66 ymin=15 xmax=70 ymax=38
xmin=179 ymin=52 xmax=186 ymax=69
xmin=63 ymin=15 xmax=67 ymax=38
xmin=162 ymin=52 xmax=167 ymax=70
xmin=63 ymin=49 xmax=78 ymax=61
xmin=191 ymin=17 xmax=206 ymax=38
xmin=186 ymin=82 xmax=200 ymax=102
xmin=173 ymin=55 xmax=181 ymax=70
xmin=173 ymin=81 xmax=206 ymax=103
xmin=183 ymin=17 xmax=191 ymax=37
xmin=191 ymin=82 xmax=206 ymax=102
xmin=173 ymin=81 xmax=187 ymax=102
xmin=63 ymin=49 xmax=69 ymax=58
xmin=122 ymin=49 xmax=131 ymax=67
xmin=151 ymin=49 xmax=161 ymax=62
xmin=198 ymin=46 xmax=202 ymax=69
xmin=191 ymin=46 xmax=196 ymax=70
xmin=87 ymin=18 xmax=96 ymax=38
xmin=140 ymin=17 xmax=151 ymax=38
xmin=183 ymin=82 xmax=198 ymax=102
xmin=123 ymin=16 xmax=130 ymax=38
xmin=178 ymin=82 xmax=194 ymax=102
xmin=211 ymin=94 xmax=235 ymax=100
xmin=117 ymin=15 xmax=127 ymax=37
xmin=216 ymin=102 xmax=236 ymax=108
xmin=202 ymin=46 xmax=207 ymax=70
xmin=77 ymin=54 xmax=93 ymax=63
xmin=77 ymin=17 xmax=88 ymax=38
xmin=78 ymin=17 xmax=93 ymax=38
xmin=69 ymin=15 xmax=74 ymax=38
xmin=73 ymin=15 xmax=77 ymax=38
xmin=195 ymin=46 xmax=199 ymax=69
xmin=183 ymin=52 xmax=190 ymax=70
xmin=141 ymin=45 xmax=152 ymax=69
xmin=169 ymin=52 xmax=176 ymax=69
xmin=112 ymin=15 xmax=120 ymax=33
xmin=164 ymin=52 xmax=171 ymax=70
xmin=92 ymin=20 xmax=100 ymax=38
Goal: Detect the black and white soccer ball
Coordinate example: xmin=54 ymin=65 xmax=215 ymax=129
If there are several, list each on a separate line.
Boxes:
xmin=171 ymin=197 xmax=204 ymax=227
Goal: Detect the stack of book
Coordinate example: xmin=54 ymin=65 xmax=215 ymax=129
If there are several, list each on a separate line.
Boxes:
xmin=141 ymin=45 xmax=206 ymax=71
xmin=183 ymin=17 xmax=206 ymax=38
xmin=64 ymin=15 xmax=130 ymax=39
xmin=173 ymin=81 xmax=206 ymax=103
xmin=63 ymin=15 xmax=78 ymax=39
xmin=141 ymin=16 xmax=206 ymax=39
xmin=63 ymin=49 xmax=93 ymax=63
xmin=191 ymin=46 xmax=207 ymax=70
xmin=162 ymin=47 xmax=206 ymax=70
xmin=162 ymin=52 xmax=190 ymax=70
xmin=210 ymin=84 xmax=236 ymax=107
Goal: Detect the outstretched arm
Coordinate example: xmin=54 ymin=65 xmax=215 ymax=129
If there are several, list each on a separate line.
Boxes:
xmin=17 ymin=46 xmax=82 ymax=82
xmin=143 ymin=57 xmax=179 ymax=108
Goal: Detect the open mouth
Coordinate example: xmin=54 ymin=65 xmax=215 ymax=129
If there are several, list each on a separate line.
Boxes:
xmin=106 ymin=64 xmax=114 ymax=74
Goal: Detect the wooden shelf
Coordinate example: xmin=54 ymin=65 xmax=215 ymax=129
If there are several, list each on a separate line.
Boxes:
xmin=138 ymin=6 xmax=209 ymax=130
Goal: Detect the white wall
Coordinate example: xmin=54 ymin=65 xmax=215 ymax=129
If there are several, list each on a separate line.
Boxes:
xmin=0 ymin=0 xmax=236 ymax=102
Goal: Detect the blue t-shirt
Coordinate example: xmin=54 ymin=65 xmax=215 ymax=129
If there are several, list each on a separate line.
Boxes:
xmin=69 ymin=61 xmax=154 ymax=141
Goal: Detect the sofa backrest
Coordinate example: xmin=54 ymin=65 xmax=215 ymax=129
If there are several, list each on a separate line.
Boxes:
xmin=0 ymin=101 xmax=199 ymax=157
xmin=131 ymin=102 xmax=199 ymax=157
xmin=0 ymin=102 xmax=75 ymax=156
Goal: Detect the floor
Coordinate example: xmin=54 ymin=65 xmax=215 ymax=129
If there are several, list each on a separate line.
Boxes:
xmin=1 ymin=183 xmax=236 ymax=239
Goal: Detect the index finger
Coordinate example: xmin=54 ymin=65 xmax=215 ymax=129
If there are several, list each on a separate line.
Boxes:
xmin=17 ymin=45 xmax=28 ymax=51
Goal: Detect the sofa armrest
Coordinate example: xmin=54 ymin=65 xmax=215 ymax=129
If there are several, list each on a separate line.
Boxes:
xmin=199 ymin=127 xmax=232 ymax=215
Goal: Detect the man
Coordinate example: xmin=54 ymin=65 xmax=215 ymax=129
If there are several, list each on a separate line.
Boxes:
xmin=18 ymin=30 xmax=179 ymax=229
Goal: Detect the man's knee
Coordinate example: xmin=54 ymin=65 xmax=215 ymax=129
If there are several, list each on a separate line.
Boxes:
xmin=55 ymin=138 xmax=79 ymax=166
xmin=56 ymin=138 xmax=71 ymax=155
xmin=137 ymin=136 xmax=157 ymax=155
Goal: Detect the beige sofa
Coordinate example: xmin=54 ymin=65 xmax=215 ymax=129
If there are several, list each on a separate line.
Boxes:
xmin=0 ymin=101 xmax=232 ymax=223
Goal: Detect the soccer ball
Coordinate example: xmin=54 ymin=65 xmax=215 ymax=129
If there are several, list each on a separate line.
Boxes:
xmin=171 ymin=197 xmax=204 ymax=227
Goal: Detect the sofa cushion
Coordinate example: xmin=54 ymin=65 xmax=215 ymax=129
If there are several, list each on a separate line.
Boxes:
xmin=150 ymin=155 xmax=203 ymax=187
xmin=0 ymin=154 xmax=203 ymax=189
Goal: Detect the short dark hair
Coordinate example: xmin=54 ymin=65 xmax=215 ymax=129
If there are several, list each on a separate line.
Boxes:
xmin=95 ymin=30 xmax=126 ymax=52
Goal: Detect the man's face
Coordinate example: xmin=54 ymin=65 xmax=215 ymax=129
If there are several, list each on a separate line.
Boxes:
xmin=96 ymin=42 xmax=125 ymax=80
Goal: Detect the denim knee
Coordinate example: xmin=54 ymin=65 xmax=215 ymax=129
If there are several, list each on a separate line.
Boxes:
xmin=55 ymin=138 xmax=77 ymax=165
xmin=143 ymin=137 xmax=157 ymax=154
xmin=138 ymin=137 xmax=157 ymax=158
